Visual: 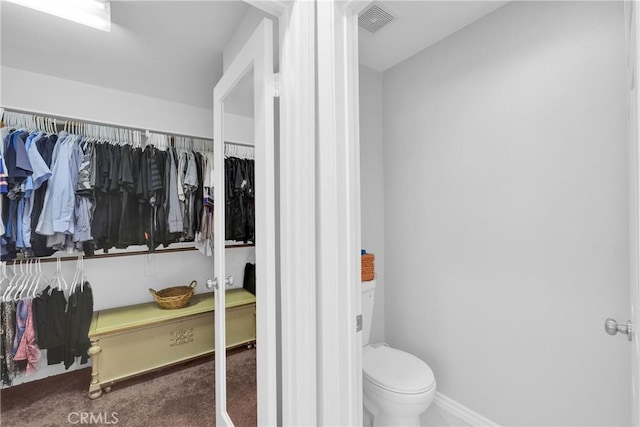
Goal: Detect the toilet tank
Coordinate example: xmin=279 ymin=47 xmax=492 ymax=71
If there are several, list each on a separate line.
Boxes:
xmin=361 ymin=279 xmax=376 ymax=346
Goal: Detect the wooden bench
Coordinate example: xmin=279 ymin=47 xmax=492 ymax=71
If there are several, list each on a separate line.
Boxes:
xmin=87 ymin=288 xmax=256 ymax=399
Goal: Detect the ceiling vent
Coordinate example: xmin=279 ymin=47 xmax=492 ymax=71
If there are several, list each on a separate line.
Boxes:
xmin=358 ymin=3 xmax=394 ymax=34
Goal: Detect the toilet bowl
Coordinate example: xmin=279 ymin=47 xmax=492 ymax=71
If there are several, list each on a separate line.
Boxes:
xmin=363 ymin=344 xmax=436 ymax=427
xmin=361 ymin=279 xmax=436 ymax=426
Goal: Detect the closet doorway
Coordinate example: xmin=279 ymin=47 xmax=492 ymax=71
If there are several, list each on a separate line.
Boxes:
xmin=0 ymin=2 xmax=283 ymax=425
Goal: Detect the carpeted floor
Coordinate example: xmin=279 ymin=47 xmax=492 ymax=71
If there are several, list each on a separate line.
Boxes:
xmin=0 ymin=348 xmax=256 ymax=427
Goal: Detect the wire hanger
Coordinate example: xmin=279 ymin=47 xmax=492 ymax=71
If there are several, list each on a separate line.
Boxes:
xmin=10 ymin=259 xmax=25 ymax=301
xmin=80 ymin=256 xmax=87 ymax=291
xmin=28 ymin=259 xmax=44 ymax=299
xmin=71 ymin=255 xmax=84 ymax=294
xmin=54 ymin=257 xmax=68 ymax=292
xmin=0 ymin=262 xmax=8 ymax=302
xmin=225 ymin=142 xmax=255 ymax=160
xmin=2 ymin=262 xmax=17 ymax=302
xmin=16 ymin=259 xmax=36 ymax=300
xmin=11 ymin=259 xmax=28 ymax=301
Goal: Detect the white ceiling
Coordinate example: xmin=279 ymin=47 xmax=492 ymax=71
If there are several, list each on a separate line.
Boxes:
xmin=1 ymin=1 xmax=250 ymax=111
xmin=2 ymin=1 xmax=509 ymax=114
xmin=358 ymin=1 xmax=509 ymax=72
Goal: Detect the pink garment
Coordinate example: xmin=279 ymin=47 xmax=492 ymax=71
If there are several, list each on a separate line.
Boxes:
xmin=13 ymin=300 xmax=41 ymax=375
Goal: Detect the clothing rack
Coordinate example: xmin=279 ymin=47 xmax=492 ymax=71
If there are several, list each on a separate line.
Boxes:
xmin=1 ymin=107 xmax=256 ymax=263
xmin=1 ymin=107 xmax=255 ymax=155
xmin=1 ymin=107 xmax=209 ymax=142
xmin=224 ymin=141 xmax=255 ymax=159
xmin=226 ymin=140 xmax=253 ymax=148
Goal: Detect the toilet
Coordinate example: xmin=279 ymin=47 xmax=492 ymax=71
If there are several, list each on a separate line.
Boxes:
xmin=362 ymin=280 xmax=436 ymax=427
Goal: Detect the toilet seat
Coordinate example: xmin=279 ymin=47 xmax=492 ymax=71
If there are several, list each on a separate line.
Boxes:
xmin=363 ymin=346 xmax=435 ymax=395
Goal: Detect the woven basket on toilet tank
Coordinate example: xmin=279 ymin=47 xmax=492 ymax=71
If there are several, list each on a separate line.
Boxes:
xmin=361 ymin=253 xmax=375 ymax=281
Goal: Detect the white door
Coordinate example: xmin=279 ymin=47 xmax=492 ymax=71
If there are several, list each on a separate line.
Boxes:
xmin=213 ymin=18 xmax=276 ymax=426
xmin=626 ymin=1 xmax=640 ymax=425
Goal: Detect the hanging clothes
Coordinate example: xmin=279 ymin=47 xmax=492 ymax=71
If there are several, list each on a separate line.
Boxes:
xmin=11 ymin=299 xmax=28 ymax=357
xmin=12 ymin=299 xmax=40 ymax=376
xmin=35 ymin=133 xmax=83 ymax=251
xmin=118 ymin=144 xmax=142 ymax=247
xmin=64 ymin=282 xmax=93 ymax=369
xmin=107 ymin=144 xmax=122 ymax=248
xmin=1 ymin=301 xmax=16 ymax=385
xmin=21 ymin=132 xmax=53 ymax=256
xmin=91 ymin=142 xmax=112 ymax=250
xmin=2 ymin=119 xmax=256 ymax=258
xmin=136 ymin=145 xmax=166 ymax=251
xmin=30 ymin=134 xmax=57 ymax=258
xmin=166 ymin=147 xmax=184 ymax=235
xmin=0 ymin=127 xmax=7 ymax=238
xmin=195 ymin=151 xmax=214 ymax=256
xmin=182 ymin=150 xmax=198 ymax=242
xmin=32 ymin=286 xmax=49 ymax=348
xmin=0 ymin=281 xmax=95 ymax=378
xmin=225 ymin=156 xmax=255 ymax=243
xmin=42 ymin=287 xmax=68 ymax=366
xmin=73 ymin=141 xmax=94 ymax=251
xmin=3 ymin=130 xmax=31 ymax=261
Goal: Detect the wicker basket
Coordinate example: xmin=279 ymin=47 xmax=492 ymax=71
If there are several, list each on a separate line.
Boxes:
xmin=149 ymin=280 xmax=197 ymax=309
xmin=362 ymin=253 xmax=375 ymax=281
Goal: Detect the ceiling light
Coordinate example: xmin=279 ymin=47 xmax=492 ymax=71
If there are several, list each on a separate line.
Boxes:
xmin=4 ymin=0 xmax=111 ymax=32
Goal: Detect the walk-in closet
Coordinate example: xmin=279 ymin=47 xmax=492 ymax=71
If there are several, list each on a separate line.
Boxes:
xmin=0 ymin=2 xmax=275 ymax=425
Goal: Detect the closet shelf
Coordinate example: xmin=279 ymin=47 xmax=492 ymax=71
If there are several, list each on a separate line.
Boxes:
xmin=3 ymin=244 xmax=255 ymax=265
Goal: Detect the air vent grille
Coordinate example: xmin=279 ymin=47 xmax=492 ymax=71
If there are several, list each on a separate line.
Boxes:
xmin=358 ymin=4 xmax=394 ymax=34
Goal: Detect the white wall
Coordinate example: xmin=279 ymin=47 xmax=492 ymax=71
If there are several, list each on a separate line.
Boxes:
xmin=1 ymin=67 xmax=213 ymax=138
xmin=382 ymin=2 xmax=630 ymax=426
xmin=1 ymin=67 xmax=254 ymax=143
xmin=223 ymin=7 xmax=278 ymax=74
xmin=359 ymin=64 xmax=385 ymax=344
xmin=225 ymin=111 xmax=255 ymax=145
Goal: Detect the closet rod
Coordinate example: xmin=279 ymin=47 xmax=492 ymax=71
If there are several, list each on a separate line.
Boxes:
xmin=2 ymin=107 xmax=255 ymax=148
xmin=1 ymin=106 xmax=213 ymax=142
xmin=225 ymin=140 xmax=254 ymax=148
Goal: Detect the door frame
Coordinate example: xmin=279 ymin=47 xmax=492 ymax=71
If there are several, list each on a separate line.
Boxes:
xmin=244 ymin=1 xmax=318 ymax=425
xmin=315 ymin=1 xmax=368 ymax=425
xmin=249 ymin=0 xmax=365 ymax=424
xmin=626 ymin=1 xmax=640 ymax=425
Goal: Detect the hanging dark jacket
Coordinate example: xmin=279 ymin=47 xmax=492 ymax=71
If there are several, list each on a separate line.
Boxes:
xmin=30 ymin=135 xmax=57 ymax=257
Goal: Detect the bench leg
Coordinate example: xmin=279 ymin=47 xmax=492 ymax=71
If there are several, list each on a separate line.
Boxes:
xmin=89 ymin=388 xmax=103 ymax=400
xmin=88 ymin=340 xmax=103 ymax=399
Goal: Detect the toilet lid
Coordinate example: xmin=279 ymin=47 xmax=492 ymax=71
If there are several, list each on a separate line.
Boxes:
xmin=363 ymin=346 xmax=435 ymax=394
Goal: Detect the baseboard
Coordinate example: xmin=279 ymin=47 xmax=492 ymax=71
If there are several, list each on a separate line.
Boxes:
xmin=1 ymin=350 xmax=89 ymax=389
xmin=434 ymin=392 xmax=499 ymax=427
